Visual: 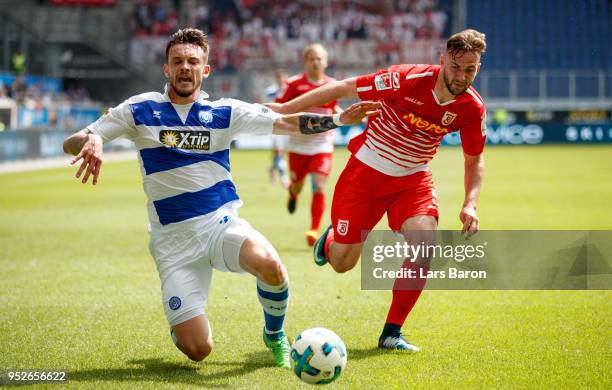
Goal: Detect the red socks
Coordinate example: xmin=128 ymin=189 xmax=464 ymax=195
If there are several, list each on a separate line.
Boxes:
xmin=385 ymin=259 xmax=429 ymax=326
xmin=310 ymin=192 xmax=325 ymax=231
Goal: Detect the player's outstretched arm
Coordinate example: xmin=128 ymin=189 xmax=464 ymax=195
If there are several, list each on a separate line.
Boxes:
xmin=266 ymin=77 xmax=359 ymax=115
xmin=272 ymin=101 xmax=381 ymax=135
xmin=460 ymin=152 xmax=485 ymax=238
xmin=63 ymin=129 xmax=104 ymax=185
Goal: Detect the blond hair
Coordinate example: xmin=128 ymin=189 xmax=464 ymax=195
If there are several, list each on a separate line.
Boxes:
xmin=446 ymin=29 xmax=487 ymax=58
xmin=302 ymin=43 xmax=328 ymax=59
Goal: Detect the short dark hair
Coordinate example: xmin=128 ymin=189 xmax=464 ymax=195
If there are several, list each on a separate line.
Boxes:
xmin=165 ymin=28 xmax=209 ymax=62
xmin=446 ymin=29 xmax=486 ymax=58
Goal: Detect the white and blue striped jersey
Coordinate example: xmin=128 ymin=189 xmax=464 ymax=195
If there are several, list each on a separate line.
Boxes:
xmin=87 ymin=89 xmax=281 ymax=229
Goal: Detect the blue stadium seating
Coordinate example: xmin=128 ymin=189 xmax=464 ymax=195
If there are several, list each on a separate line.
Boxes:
xmin=466 ymin=0 xmax=612 ymax=70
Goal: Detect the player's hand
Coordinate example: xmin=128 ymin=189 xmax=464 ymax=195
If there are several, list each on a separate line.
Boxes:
xmin=459 ymin=205 xmax=479 ymax=239
xmin=339 ymin=101 xmax=382 ymax=125
xmin=71 ymin=133 xmax=103 ymax=185
xmin=264 ymin=102 xmax=287 ymax=114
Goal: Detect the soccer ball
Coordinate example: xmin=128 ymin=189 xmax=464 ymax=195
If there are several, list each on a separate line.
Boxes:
xmin=290 ymin=327 xmax=347 ymax=385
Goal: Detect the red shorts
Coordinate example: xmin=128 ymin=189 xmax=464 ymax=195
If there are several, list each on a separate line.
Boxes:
xmin=288 ymin=152 xmax=332 ymax=183
xmin=331 ymin=156 xmax=439 ymax=244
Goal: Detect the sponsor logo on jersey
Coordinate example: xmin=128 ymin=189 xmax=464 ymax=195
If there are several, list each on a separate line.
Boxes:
xmin=402 ymin=112 xmax=451 ymax=135
xmin=404 ymin=97 xmax=424 ymax=105
xmin=169 ymin=296 xmax=181 ymax=310
xmin=337 ymin=219 xmax=349 ymax=236
xmin=153 ymin=110 xmax=162 ymax=120
xmin=441 ymin=111 xmax=457 ymax=126
xmin=159 ymin=130 xmax=211 ymax=150
xmin=198 ymin=110 xmax=213 ymax=124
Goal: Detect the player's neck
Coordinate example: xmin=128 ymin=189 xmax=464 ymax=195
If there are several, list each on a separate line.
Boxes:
xmin=306 ymin=72 xmax=325 ymax=84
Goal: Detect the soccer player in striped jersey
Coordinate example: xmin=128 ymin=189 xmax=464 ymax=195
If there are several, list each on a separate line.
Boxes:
xmin=63 ymin=28 xmax=381 ymax=367
xmin=267 ymin=29 xmax=488 ymax=352
xmin=275 ymin=43 xmax=341 ymax=247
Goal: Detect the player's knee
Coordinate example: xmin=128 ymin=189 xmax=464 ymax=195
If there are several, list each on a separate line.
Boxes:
xmin=263 ymin=260 xmax=287 ymax=286
xmin=260 ymin=256 xmax=287 ymax=285
xmin=182 ymin=339 xmax=213 ymax=362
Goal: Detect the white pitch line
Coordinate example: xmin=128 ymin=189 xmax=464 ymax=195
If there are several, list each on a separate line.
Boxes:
xmin=0 ymin=150 xmax=137 ymax=174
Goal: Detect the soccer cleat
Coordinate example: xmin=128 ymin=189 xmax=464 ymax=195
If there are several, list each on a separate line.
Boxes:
xmin=313 ymin=224 xmax=332 ymax=266
xmin=287 ymin=196 xmax=297 ymax=214
xmin=263 ymin=330 xmax=291 ymax=368
xmin=306 ymin=230 xmax=319 ymax=246
xmin=378 ymin=333 xmax=420 ymax=353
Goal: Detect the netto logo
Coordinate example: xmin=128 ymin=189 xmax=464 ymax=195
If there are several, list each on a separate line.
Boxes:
xmin=403 ymin=112 xmax=451 ymax=135
xmin=159 ymin=130 xmax=211 ymax=150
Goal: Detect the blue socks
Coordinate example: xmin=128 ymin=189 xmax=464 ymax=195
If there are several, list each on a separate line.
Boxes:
xmin=257 ymin=279 xmax=289 ymax=340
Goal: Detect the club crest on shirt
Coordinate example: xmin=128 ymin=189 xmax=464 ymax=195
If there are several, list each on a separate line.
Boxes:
xmin=198 ymin=110 xmax=213 ymax=124
xmin=441 ymin=111 xmax=457 ymax=126
xmin=337 ymin=219 xmax=349 ymax=236
xmin=159 ymin=130 xmax=211 ymax=150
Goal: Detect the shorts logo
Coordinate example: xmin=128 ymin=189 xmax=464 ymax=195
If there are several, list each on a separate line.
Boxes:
xmin=441 ymin=111 xmax=457 ymax=126
xmin=374 ymin=72 xmax=400 ymax=91
xmin=337 ymin=219 xmax=349 ymax=236
xmin=159 ymin=130 xmax=211 ymax=150
xmin=169 ymin=296 xmax=181 ymax=311
xmin=198 ymin=110 xmax=213 ymax=124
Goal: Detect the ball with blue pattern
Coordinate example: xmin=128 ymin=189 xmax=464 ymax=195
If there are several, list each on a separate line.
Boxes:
xmin=290 ymin=327 xmax=347 ymax=385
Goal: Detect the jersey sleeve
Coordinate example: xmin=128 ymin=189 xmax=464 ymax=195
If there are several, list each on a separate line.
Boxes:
xmin=228 ymin=99 xmax=282 ymax=138
xmin=355 ymin=65 xmax=407 ymax=101
xmin=459 ymin=109 xmax=487 ymax=156
xmin=87 ymin=100 xmax=136 ymax=142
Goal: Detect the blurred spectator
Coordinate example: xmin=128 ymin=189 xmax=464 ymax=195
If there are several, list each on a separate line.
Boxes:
xmin=129 ymin=0 xmax=179 ymax=36
xmin=11 ymin=49 xmax=26 ymax=75
xmin=128 ymin=0 xmax=448 ymax=70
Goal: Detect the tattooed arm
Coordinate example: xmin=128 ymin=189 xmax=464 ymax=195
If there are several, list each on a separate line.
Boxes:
xmin=272 ymin=101 xmax=382 ymax=136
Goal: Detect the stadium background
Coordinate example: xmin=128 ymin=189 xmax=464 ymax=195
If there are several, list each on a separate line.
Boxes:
xmin=0 ymin=1 xmax=611 ymax=389
xmin=0 ymin=0 xmax=610 ymax=155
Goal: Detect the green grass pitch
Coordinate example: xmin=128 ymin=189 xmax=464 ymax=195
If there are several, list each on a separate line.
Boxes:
xmin=0 ymin=145 xmax=610 ymax=389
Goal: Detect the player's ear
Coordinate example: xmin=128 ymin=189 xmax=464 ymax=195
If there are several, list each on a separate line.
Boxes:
xmin=440 ymin=53 xmax=445 ymax=66
xmin=202 ymin=64 xmax=211 ymax=79
xmin=163 ymin=63 xmax=170 ymax=79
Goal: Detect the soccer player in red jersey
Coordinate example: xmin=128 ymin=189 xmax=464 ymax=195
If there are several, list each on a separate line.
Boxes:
xmin=268 ymin=30 xmax=487 ymax=352
xmin=275 ymin=43 xmax=341 ymax=246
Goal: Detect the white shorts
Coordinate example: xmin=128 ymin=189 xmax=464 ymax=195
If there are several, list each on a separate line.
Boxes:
xmin=148 ymin=211 xmax=278 ymax=326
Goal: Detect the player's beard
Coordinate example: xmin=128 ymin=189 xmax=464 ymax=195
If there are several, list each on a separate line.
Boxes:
xmin=170 ymin=75 xmax=198 ymax=98
xmin=443 ymin=70 xmax=470 ymax=96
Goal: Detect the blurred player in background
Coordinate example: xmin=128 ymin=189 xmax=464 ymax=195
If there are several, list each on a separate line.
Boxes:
xmin=63 ymin=28 xmax=380 ymax=366
xmin=275 ymin=43 xmax=341 ymax=246
xmin=265 ymin=69 xmax=290 ymax=188
xmin=269 ymin=29 xmax=487 ymax=352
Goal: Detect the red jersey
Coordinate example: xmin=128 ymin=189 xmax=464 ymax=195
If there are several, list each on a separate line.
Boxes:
xmin=276 ymin=73 xmax=337 ymax=155
xmin=353 ymin=64 xmax=486 ymax=176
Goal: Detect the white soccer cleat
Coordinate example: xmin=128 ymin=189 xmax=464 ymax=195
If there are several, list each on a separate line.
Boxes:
xmin=378 ymin=334 xmax=420 ymax=353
